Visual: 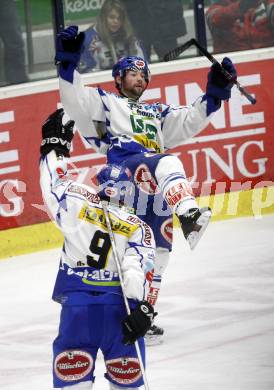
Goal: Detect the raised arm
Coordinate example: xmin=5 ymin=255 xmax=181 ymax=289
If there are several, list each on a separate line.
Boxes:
xmin=162 ymin=57 xmax=237 ymax=149
xmin=55 ymin=26 xmax=105 ymax=138
xmin=39 ymin=109 xmax=74 ymax=219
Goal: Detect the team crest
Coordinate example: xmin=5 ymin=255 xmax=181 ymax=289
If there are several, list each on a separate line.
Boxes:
xmin=135 ymin=59 xmax=145 ymax=69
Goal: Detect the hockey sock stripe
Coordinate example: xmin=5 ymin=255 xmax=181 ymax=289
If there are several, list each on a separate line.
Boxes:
xmin=160 ymin=173 xmax=187 ymax=194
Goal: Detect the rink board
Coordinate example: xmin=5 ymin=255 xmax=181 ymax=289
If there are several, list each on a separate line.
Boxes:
xmin=0 ymin=48 xmax=274 ymax=258
xmin=1 ymin=185 xmax=273 ymax=259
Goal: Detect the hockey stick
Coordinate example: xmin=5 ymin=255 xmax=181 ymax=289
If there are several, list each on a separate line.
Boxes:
xmin=164 ymin=38 xmax=256 ymax=105
xmin=101 ymin=201 xmax=150 ymax=390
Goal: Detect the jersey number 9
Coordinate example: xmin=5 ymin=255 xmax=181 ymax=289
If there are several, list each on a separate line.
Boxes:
xmin=87 ymin=230 xmax=112 ymax=269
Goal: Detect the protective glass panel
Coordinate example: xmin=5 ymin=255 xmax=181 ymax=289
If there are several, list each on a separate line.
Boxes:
xmin=62 ymin=0 xmax=196 ymax=74
xmin=0 ymin=0 xmax=57 ymax=87
xmin=205 ymin=0 xmax=274 ymax=54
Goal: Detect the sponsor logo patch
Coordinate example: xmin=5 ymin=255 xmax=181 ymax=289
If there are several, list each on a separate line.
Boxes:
xmin=78 ymin=206 xmax=138 ymax=237
xmin=165 ymin=183 xmax=193 ymax=206
xmin=67 ymin=184 xmax=100 ymax=204
xmin=133 ymin=135 xmax=162 ymax=153
xmin=54 ymin=350 xmax=93 ymax=382
xmin=106 ymin=357 xmax=141 ymax=385
xmin=147 ymin=286 xmax=159 ymax=306
xmin=127 ymin=215 xmax=141 ymax=224
xmin=142 ymin=222 xmax=152 ymax=246
xmin=160 ymin=218 xmax=173 ymax=244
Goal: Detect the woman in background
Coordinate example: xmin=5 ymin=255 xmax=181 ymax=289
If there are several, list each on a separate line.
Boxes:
xmin=79 ymin=0 xmax=144 ymax=73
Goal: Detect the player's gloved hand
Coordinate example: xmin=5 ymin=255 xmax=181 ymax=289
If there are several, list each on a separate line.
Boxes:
xmin=40 ymin=108 xmax=74 ymax=157
xmin=55 ymin=25 xmax=85 ymax=83
xmin=122 ymin=301 xmax=156 ymax=345
xmin=206 ymin=57 xmax=237 ymax=101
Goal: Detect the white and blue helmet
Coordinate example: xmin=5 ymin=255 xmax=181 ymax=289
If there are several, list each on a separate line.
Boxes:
xmin=97 ymin=164 xmax=134 ymax=206
xmin=112 ymin=56 xmax=151 ymax=84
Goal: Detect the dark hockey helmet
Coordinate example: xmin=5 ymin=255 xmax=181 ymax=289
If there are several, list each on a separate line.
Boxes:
xmin=112 ymin=56 xmax=151 ymax=84
xmin=97 ymin=164 xmax=134 ymax=206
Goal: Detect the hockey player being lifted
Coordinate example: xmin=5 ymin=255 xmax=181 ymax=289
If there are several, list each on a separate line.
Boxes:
xmin=40 ymin=108 xmax=156 ymax=390
xmin=55 ymin=25 xmax=237 ymax=342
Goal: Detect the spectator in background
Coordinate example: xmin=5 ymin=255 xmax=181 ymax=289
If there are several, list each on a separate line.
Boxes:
xmin=0 ymin=0 xmax=28 ymax=85
xmin=121 ymin=0 xmax=187 ymax=62
xmin=79 ymin=0 xmax=144 ymax=73
xmin=206 ymin=0 xmax=274 ymax=54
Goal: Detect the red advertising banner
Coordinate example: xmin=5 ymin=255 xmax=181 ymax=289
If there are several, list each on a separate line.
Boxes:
xmin=0 ymin=57 xmax=273 ymax=230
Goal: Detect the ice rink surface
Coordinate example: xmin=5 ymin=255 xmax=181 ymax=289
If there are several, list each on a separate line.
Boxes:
xmin=0 ymin=214 xmax=274 ymax=390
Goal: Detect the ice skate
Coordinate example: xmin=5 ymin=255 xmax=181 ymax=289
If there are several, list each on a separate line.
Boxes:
xmin=179 ymin=207 xmax=212 ymax=250
xmin=145 ymin=323 xmax=164 ymax=346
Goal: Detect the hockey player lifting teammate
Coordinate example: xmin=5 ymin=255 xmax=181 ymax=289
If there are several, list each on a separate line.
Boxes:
xmin=40 ymin=108 xmax=157 ymax=389
xmin=55 ymin=25 xmax=237 ymax=343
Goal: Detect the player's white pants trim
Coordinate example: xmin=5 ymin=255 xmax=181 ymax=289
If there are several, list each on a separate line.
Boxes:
xmin=109 ymin=382 xmax=140 ymax=390
xmin=62 ymin=380 xmax=93 ymax=389
xmin=62 ymin=378 xmax=141 ymax=389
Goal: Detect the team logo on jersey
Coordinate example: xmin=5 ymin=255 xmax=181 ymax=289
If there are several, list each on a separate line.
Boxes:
xmin=54 ymin=350 xmax=93 ymax=382
xmin=134 ymin=164 xmax=160 ymax=194
xmin=160 ymin=218 xmax=173 ymax=244
xmin=106 ymin=357 xmax=141 ymax=384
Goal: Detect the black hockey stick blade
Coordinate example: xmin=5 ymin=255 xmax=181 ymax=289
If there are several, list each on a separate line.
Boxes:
xmin=163 ymin=38 xmax=256 ymax=105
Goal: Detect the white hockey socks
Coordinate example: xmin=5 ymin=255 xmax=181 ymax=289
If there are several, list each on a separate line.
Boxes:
xmin=62 ymin=380 xmax=93 ymax=389
xmin=147 ymin=248 xmax=169 ymax=306
xmin=147 ymin=277 xmax=161 ymax=306
xmin=146 ymin=248 xmax=168 ymax=345
xmin=155 ymin=155 xmax=198 ymax=216
xmin=109 ymin=383 xmax=140 ymax=390
xmin=155 ymin=155 xmax=211 ymax=249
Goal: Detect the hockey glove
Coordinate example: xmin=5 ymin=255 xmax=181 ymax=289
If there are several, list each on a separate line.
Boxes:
xmin=122 ymin=301 xmax=156 ymax=345
xmin=55 ymin=25 xmax=85 ymax=83
xmin=203 ymin=57 xmax=237 ymax=116
xmin=40 ymin=108 xmax=74 ymax=157
xmin=206 ymin=57 xmax=237 ymax=101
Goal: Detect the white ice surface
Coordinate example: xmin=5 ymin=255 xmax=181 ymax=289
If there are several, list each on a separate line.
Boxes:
xmin=0 ymin=215 xmax=274 ymax=390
